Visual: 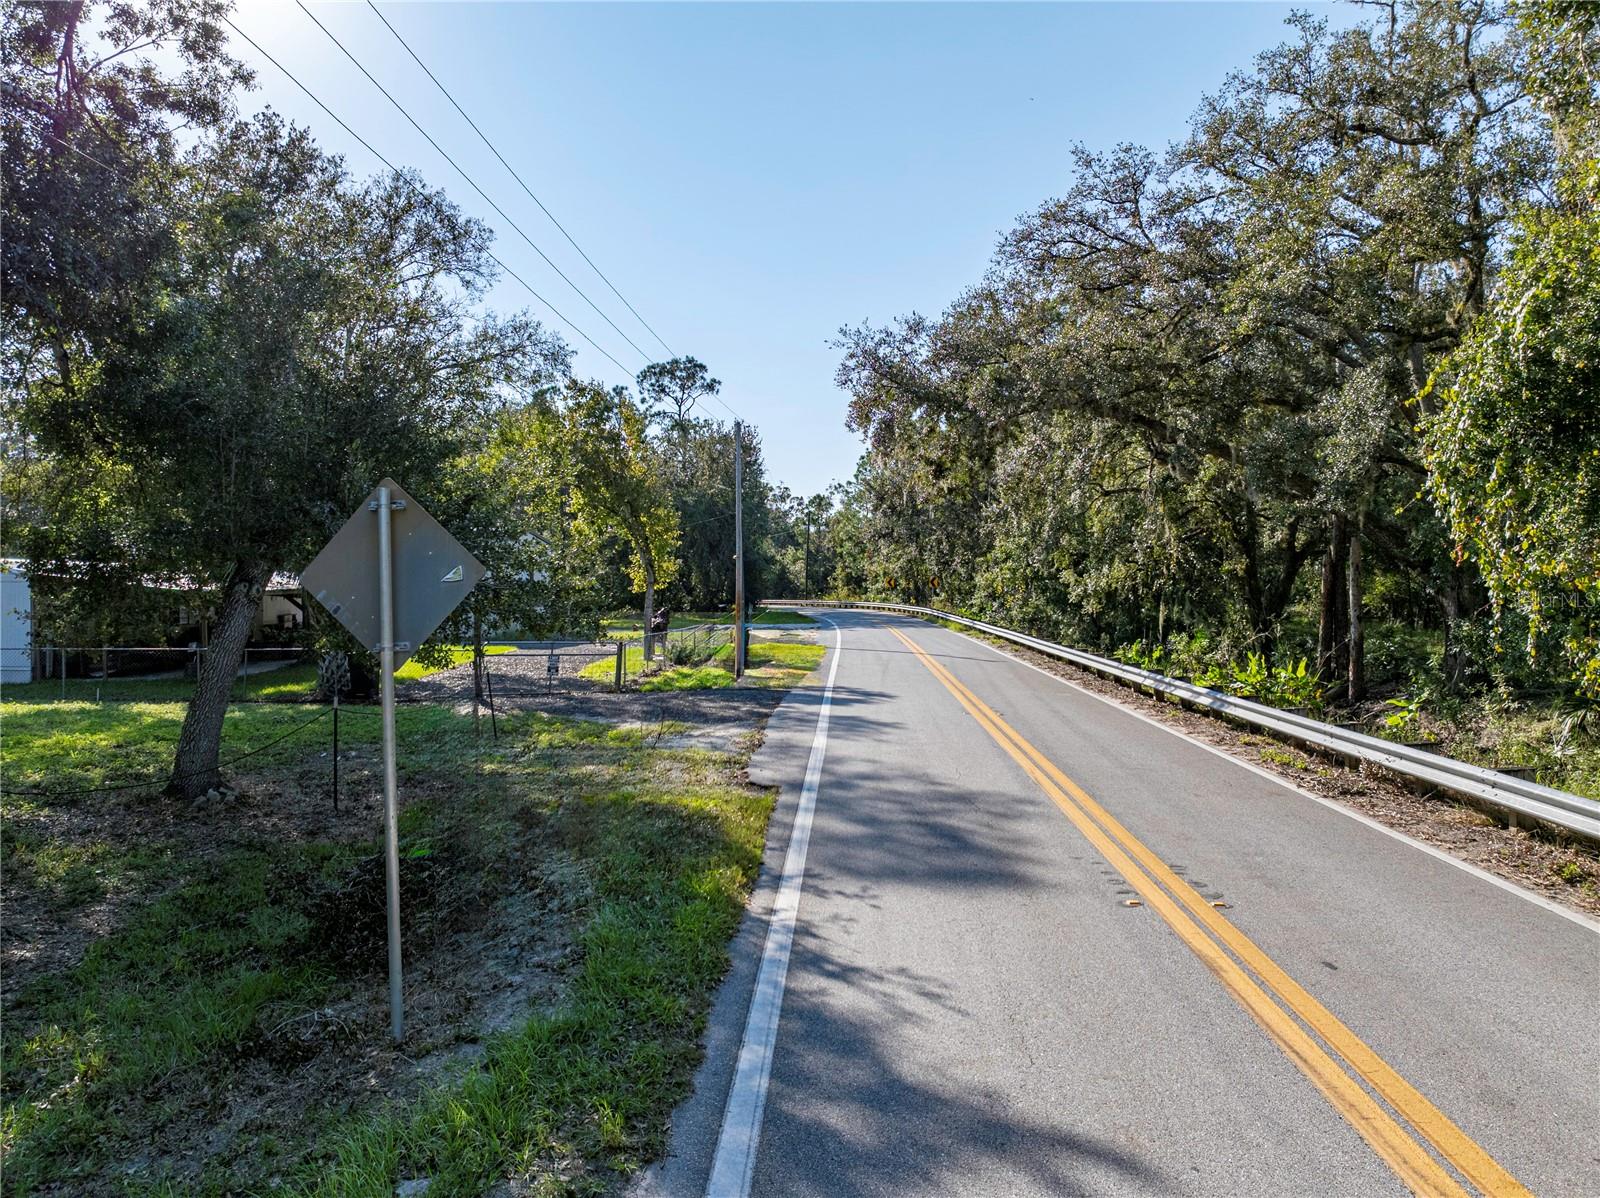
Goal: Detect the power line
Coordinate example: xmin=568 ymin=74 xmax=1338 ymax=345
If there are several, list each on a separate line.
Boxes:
xmin=29 ymin=114 xmax=745 ymax=426
xmin=31 ymin=123 xmax=119 ymax=175
xmin=292 ymin=0 xmax=653 ymax=365
xmin=365 ymin=0 xmax=677 ymax=361
xmin=220 ymin=15 xmax=633 ymax=374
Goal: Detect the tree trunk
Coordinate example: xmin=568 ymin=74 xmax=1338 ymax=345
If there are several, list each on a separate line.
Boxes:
xmin=641 ymin=562 xmax=657 ymax=662
xmin=1347 ymin=530 xmax=1366 ymax=704
xmin=168 ymin=563 xmax=270 ymax=800
xmin=1440 ymin=562 xmax=1467 ymax=691
xmin=52 ymin=335 xmax=75 ymax=397
xmin=1317 ymin=514 xmax=1348 ymax=686
xmin=1239 ymin=499 xmax=1266 ymax=646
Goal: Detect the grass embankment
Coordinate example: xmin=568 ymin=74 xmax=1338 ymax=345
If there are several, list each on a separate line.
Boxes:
xmin=579 ymin=640 xmax=825 ymax=692
xmin=1 ymin=693 xmax=771 ymax=1193
xmin=750 ymin=610 xmax=818 ymax=626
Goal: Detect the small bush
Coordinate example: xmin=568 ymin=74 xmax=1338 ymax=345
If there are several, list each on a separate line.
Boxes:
xmin=1115 ymin=642 xmax=1322 ymax=712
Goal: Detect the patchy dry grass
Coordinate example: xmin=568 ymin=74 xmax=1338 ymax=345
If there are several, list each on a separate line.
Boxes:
xmin=633 ymin=642 xmax=825 ymax=693
xmin=1 ymin=693 xmax=773 ymax=1195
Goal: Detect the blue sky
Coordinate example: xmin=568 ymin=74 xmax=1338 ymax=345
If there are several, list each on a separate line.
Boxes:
xmin=227 ymin=1 xmax=1346 ymax=497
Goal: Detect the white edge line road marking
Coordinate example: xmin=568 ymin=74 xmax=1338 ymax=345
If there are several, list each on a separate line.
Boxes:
xmin=706 ymin=617 xmax=843 ymax=1198
xmin=883 ymin=612 xmax=1600 ymax=936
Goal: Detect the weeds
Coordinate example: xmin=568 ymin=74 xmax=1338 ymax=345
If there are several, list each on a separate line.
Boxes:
xmin=1384 ymin=691 xmax=1430 ymax=735
xmin=1116 ymin=641 xmax=1323 ymax=711
xmin=1 ymin=697 xmax=778 ymax=1194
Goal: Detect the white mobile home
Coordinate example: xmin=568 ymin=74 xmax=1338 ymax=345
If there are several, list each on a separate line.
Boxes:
xmin=0 ymin=561 xmax=33 ymax=684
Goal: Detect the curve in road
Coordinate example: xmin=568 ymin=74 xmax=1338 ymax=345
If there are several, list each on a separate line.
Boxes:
xmin=643 ymin=609 xmax=1598 ymax=1198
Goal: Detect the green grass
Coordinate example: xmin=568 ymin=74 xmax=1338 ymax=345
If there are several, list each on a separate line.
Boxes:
xmin=0 ymin=828 xmax=181 ymax=908
xmin=731 ymin=641 xmax=826 ymax=671
xmin=752 ymin=610 xmax=817 ymax=626
xmin=639 ymin=663 xmax=736 ymax=692
xmin=635 ymin=641 xmax=826 ymax=693
xmin=300 ymin=769 xmax=769 ymax=1195
xmin=394 ymin=643 xmax=515 ymax=683
xmin=1 ymin=695 xmax=774 ymax=1193
xmin=0 ymin=698 xmax=345 ymax=801
xmin=580 ymin=644 xmax=640 ymax=684
xmin=3 ymin=847 xmax=344 ymax=1186
xmin=1256 ymin=745 xmax=1310 ymax=771
xmin=2 ymin=667 xmax=313 ymax=705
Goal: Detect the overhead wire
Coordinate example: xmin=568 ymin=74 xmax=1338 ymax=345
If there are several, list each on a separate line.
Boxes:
xmin=31 ymin=123 xmax=121 ymax=176
xmin=292 ymin=0 xmax=654 ymax=364
xmin=219 ymin=14 xmax=634 ymax=374
xmin=344 ymin=6 xmax=745 ymax=424
xmin=365 ymin=0 xmax=677 ymax=360
xmin=24 ymin=20 xmax=744 ymax=419
xmin=702 ymin=387 xmax=745 ymax=424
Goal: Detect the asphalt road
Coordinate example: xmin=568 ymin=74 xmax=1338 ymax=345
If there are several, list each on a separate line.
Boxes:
xmin=640 ymin=609 xmax=1600 ymax=1198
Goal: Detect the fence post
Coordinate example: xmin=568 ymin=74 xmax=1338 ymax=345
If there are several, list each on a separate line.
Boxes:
xmin=60 ymin=648 xmax=66 ymax=700
xmin=484 ymin=657 xmax=499 ymax=741
xmin=332 ymin=688 xmax=340 ymax=813
xmin=614 ymin=641 xmax=624 ymax=692
xmin=472 ymin=613 xmax=483 ymax=742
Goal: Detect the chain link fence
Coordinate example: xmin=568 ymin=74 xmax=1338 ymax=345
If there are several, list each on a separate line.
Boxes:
xmin=16 ymin=645 xmax=314 ymax=703
xmin=476 ymin=642 xmax=626 ymax=700
xmin=658 ymin=621 xmax=734 ymax=668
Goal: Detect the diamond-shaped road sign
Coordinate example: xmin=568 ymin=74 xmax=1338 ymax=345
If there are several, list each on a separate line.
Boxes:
xmin=302 ymin=478 xmax=485 ymax=664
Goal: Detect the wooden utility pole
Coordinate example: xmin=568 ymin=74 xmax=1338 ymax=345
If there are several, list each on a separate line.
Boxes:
xmin=733 ymin=420 xmax=746 ymax=679
xmin=803 ymin=508 xmax=811 ymax=596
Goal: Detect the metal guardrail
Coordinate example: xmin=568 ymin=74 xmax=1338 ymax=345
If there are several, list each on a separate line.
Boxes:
xmin=764 ymin=599 xmax=1600 ymax=844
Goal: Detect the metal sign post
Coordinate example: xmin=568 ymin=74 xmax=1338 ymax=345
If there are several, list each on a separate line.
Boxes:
xmin=375 ymin=485 xmax=404 ymax=1043
xmin=301 ymin=478 xmax=485 ymax=1044
xmin=733 ymin=420 xmax=746 ymax=679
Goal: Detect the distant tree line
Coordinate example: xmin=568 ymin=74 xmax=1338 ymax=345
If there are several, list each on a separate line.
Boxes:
xmin=823 ymin=0 xmax=1598 ymax=707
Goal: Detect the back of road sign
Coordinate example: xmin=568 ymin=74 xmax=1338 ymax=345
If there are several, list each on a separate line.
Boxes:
xmin=301 ymin=478 xmax=486 ymax=664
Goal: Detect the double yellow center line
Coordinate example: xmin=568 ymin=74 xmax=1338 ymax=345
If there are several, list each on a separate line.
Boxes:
xmin=888 ymin=626 xmax=1528 ymax=1198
